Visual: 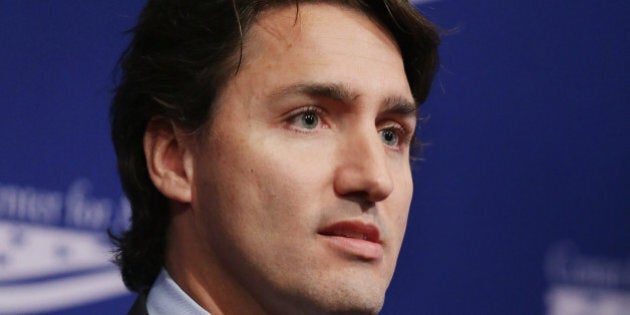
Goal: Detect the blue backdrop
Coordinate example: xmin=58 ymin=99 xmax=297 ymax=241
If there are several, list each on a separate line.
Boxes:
xmin=1 ymin=1 xmax=628 ymax=314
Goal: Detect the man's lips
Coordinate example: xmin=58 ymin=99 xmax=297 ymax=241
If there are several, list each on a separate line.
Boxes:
xmin=318 ymin=221 xmax=383 ymax=260
xmin=318 ymin=221 xmax=381 ymax=243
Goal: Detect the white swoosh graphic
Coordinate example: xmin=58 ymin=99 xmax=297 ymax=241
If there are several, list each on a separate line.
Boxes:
xmin=0 ymin=268 xmax=128 ymax=314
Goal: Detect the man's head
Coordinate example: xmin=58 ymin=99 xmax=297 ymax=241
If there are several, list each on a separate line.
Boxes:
xmin=111 ymin=0 xmax=439 ymax=313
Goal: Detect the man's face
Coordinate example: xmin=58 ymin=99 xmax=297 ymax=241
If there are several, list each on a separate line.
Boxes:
xmin=188 ymin=3 xmax=415 ymax=314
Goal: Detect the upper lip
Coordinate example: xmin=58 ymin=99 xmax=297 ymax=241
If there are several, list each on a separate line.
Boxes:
xmin=318 ymin=220 xmax=381 ymax=243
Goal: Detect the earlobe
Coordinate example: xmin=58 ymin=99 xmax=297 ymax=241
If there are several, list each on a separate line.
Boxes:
xmin=144 ymin=117 xmax=193 ymax=204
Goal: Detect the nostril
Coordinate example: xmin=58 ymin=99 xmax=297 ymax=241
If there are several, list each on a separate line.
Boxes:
xmin=337 ymin=191 xmax=377 ymax=211
xmin=360 ymin=199 xmax=376 ymax=212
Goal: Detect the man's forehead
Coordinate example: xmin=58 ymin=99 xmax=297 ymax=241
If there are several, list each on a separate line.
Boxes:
xmin=246 ymin=2 xmax=398 ymax=51
xmin=238 ymin=4 xmax=411 ymax=88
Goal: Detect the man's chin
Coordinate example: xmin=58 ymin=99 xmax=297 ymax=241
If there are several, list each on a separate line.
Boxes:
xmin=302 ymin=294 xmax=385 ymax=315
xmin=274 ymin=276 xmax=387 ymax=315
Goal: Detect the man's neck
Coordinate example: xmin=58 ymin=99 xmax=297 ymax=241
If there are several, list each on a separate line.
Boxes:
xmin=165 ymin=210 xmax=272 ymax=315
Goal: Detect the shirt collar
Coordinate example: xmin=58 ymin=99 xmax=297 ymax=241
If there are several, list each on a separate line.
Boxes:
xmin=146 ymin=268 xmax=210 ymax=315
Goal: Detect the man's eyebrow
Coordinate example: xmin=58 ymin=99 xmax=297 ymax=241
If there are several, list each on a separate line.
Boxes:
xmin=271 ymin=82 xmax=358 ymax=103
xmin=270 ymin=82 xmax=417 ymax=115
xmin=382 ymin=96 xmax=418 ymax=116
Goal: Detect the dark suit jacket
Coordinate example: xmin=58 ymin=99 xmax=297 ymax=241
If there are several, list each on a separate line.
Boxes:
xmin=127 ymin=293 xmax=148 ymax=315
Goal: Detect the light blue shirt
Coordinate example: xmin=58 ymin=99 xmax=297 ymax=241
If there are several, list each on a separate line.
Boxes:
xmin=146 ymin=269 xmax=210 ymax=315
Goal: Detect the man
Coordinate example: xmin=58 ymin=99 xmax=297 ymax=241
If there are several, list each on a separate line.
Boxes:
xmin=110 ymin=0 xmax=439 ymax=314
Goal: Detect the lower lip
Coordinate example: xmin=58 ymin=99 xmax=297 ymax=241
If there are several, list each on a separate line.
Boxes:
xmin=319 ymin=235 xmax=383 ymax=261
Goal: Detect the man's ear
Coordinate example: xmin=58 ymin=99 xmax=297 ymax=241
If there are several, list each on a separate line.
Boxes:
xmin=144 ymin=117 xmax=194 ymax=204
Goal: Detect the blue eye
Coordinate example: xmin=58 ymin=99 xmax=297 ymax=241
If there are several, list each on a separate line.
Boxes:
xmin=298 ymin=111 xmax=319 ymax=130
xmin=379 ymin=129 xmax=399 ymax=146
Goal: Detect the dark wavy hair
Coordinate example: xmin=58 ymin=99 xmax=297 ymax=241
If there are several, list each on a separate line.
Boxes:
xmin=110 ymin=0 xmax=440 ymax=293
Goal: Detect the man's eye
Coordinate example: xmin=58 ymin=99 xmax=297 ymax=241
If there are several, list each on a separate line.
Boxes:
xmin=293 ymin=110 xmax=320 ymax=130
xmin=379 ymin=128 xmax=400 ymax=146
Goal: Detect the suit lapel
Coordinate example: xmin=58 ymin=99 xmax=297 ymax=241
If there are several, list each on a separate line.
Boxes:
xmin=127 ymin=293 xmax=148 ymax=315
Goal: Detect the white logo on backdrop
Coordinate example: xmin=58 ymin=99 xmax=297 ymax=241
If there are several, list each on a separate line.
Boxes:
xmin=0 ymin=179 xmax=130 ymax=314
xmin=545 ymin=241 xmax=630 ymax=315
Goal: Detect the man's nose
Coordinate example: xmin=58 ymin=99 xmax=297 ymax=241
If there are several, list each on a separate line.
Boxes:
xmin=333 ymin=129 xmax=394 ymax=203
